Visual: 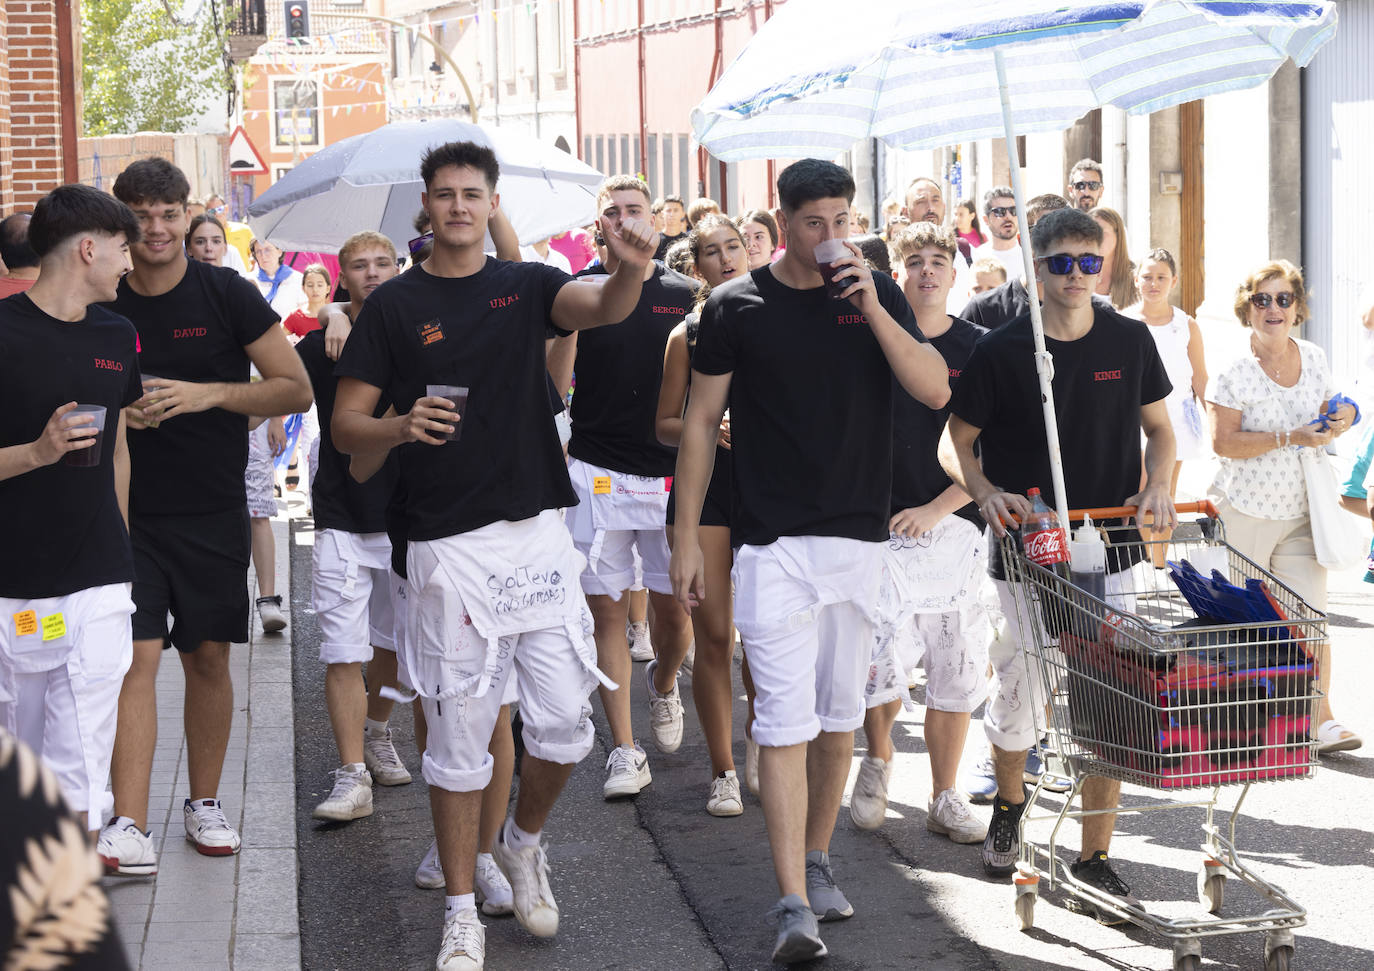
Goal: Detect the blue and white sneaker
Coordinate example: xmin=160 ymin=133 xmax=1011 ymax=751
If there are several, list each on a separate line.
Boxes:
xmin=1026 ymin=739 xmax=1071 ymax=793
xmin=964 ymin=750 xmax=999 ymax=805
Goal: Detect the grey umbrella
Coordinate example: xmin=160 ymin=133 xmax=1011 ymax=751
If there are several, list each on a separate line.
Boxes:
xmin=247 ymin=118 xmax=605 ymax=253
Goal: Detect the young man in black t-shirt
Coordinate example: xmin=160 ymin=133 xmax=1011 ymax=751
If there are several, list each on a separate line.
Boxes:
xmin=0 ymin=185 xmax=142 ymax=831
xmin=671 ymin=159 xmax=951 ymax=964
xmin=298 ymin=232 xmax=414 ymax=825
xmin=653 ymin=193 xmax=689 ymax=260
xmin=97 ymin=159 xmax=313 ymax=875
xmin=939 ymin=207 xmax=1176 ymax=918
xmin=847 ymin=224 xmax=991 ymax=847
xmin=564 ymin=176 xmax=697 ymax=800
xmin=333 ymin=140 xmax=661 ymax=971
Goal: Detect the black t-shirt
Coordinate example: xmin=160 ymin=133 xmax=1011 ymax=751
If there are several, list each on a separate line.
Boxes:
xmin=109 ymin=260 xmax=278 ymax=516
xmin=654 ymin=231 xmax=688 ymax=261
xmin=949 ymin=306 xmax=1172 ymax=579
xmin=693 ymin=266 xmax=926 ymax=547
xmin=567 ymin=262 xmax=696 ymax=476
xmin=892 ymin=316 xmax=985 ymax=528
xmin=334 ymin=258 xmax=576 ymax=541
xmin=962 ymin=278 xmax=1113 ymax=330
xmin=297 ymin=330 xmax=398 ymax=535
xmin=0 ymin=296 xmax=142 ymax=598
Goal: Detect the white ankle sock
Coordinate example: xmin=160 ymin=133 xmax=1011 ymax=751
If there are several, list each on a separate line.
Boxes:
xmin=445 ymin=893 xmax=475 ymax=917
xmin=504 ymin=816 xmax=541 ymax=850
xmin=364 ymin=718 xmax=388 ymax=737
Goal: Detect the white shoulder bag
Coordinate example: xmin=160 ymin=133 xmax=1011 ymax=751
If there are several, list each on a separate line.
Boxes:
xmin=1297 ymin=446 xmax=1368 ymax=570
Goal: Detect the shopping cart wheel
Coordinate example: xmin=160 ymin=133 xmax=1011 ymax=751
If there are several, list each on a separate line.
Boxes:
xmin=1172 ymin=938 xmax=1202 ymax=971
xmin=1014 ymin=892 xmax=1035 ymax=931
xmin=1264 ymin=929 xmax=1296 ymax=971
xmin=1198 ymin=871 xmax=1225 ymax=914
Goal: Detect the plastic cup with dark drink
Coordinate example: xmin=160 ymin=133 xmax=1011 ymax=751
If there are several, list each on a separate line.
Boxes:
xmin=62 ymin=405 xmax=107 ymax=468
xmin=425 ymin=384 xmax=469 ymax=442
xmin=814 ymin=239 xmax=853 ymax=300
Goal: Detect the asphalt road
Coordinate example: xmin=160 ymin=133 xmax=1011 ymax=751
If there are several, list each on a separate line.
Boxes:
xmin=290 ymin=516 xmax=1374 ymax=971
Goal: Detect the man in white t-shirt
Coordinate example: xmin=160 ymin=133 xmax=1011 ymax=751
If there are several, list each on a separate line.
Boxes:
xmin=901 ymin=177 xmax=973 ymax=313
xmin=520 ymin=238 xmax=573 ymax=273
xmin=971 ymin=187 xmax=1023 ymax=282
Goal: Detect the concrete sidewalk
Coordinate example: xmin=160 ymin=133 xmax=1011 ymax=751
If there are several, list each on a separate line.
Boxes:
xmin=107 ymin=504 xmax=301 ymax=971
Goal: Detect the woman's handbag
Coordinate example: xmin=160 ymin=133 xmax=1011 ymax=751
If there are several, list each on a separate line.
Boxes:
xmin=1298 ymin=446 xmax=1368 ymax=570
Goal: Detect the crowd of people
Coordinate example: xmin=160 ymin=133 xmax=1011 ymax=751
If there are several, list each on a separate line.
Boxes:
xmin=0 ymin=143 xmax=1371 ymax=971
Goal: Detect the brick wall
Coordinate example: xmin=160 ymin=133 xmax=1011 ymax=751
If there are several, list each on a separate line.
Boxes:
xmin=1 ymin=0 xmax=80 ymax=212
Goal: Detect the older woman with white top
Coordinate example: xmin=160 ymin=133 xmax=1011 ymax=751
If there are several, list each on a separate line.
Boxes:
xmin=1205 ymin=260 xmax=1361 ymax=754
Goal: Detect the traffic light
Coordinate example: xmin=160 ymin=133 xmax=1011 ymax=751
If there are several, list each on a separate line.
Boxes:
xmin=284 ymin=1 xmax=310 ymax=39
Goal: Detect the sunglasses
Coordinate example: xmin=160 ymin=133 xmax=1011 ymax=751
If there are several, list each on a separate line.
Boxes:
xmin=1250 ymin=291 xmax=1295 ymax=309
xmin=1036 ymin=254 xmax=1105 ymax=275
xmin=988 ymin=206 xmax=1016 ymax=219
xmin=407 ymin=231 xmax=434 ymax=256
xmin=1071 ymin=180 xmax=1103 ymax=192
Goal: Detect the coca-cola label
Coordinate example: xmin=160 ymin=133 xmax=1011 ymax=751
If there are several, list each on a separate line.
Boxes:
xmin=1024 ymin=526 xmax=1070 ymax=566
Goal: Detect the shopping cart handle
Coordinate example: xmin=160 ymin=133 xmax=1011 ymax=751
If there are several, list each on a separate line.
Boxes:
xmin=1068 ymin=501 xmax=1219 ymax=523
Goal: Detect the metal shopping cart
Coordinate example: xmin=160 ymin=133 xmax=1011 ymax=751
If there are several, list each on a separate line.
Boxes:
xmin=999 ymin=501 xmax=1322 ymax=971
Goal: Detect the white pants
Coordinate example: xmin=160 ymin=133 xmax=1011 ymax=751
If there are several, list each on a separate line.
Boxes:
xmin=566 ymin=457 xmax=672 ymax=596
xmin=406 ymin=518 xmax=599 ymax=792
xmin=985 ymin=569 xmax=1134 ymax=752
xmin=0 ymin=583 xmax=134 ymax=826
xmin=312 ymin=529 xmax=397 ymax=664
xmin=867 ymin=521 xmax=993 ymax=711
xmin=733 ymin=537 xmax=882 ymax=747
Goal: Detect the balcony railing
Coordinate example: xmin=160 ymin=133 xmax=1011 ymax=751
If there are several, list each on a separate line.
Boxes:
xmin=226 ymin=0 xmax=268 ymax=59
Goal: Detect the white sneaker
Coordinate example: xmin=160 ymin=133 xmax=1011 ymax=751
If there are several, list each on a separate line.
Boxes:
xmin=256 ymin=595 xmax=287 ymax=633
xmin=416 ymin=839 xmax=445 ymax=889
xmin=364 ymin=728 xmax=413 ymax=786
xmin=643 ymin=659 xmax=684 ymax=753
xmin=312 ymin=766 xmax=374 ymax=821
xmin=183 ymin=798 xmax=241 ymax=856
xmin=745 ymin=735 xmax=761 ymax=796
xmin=603 ymin=744 xmax=651 ymax=799
xmin=97 ymin=817 xmax=158 ymax=876
xmin=849 ymin=756 xmax=891 ymax=831
xmin=436 ymin=908 xmax=485 ymax=970
xmin=706 ymin=770 xmax=744 ymax=817
xmin=627 ymin=620 xmax=654 ymax=662
xmin=474 ymin=852 xmax=514 ymax=916
xmin=491 ymin=829 xmax=560 ymax=938
xmin=926 ymin=787 xmax=988 ymax=844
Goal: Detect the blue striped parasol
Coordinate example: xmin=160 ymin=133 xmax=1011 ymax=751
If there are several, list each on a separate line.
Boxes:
xmin=692 ymin=0 xmax=1338 ymax=526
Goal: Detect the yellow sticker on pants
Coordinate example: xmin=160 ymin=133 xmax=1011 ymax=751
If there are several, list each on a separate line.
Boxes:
xmin=13 ymin=610 xmax=37 ymax=637
xmin=41 ymin=613 xmax=66 ymax=641
xmin=593 ymin=476 xmax=612 ymax=495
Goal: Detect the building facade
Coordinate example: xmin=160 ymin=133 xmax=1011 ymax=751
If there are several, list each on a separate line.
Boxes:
xmin=237 ymin=0 xmax=392 ymax=207
xmin=574 ymin=0 xmax=786 ymax=211
xmin=1 ymin=0 xmax=82 ymax=211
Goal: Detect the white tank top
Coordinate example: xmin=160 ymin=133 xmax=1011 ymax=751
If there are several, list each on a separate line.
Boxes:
xmin=1143 ymin=305 xmax=1194 ymax=399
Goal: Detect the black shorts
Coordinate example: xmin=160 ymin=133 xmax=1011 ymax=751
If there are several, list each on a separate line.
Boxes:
xmin=666 ymin=447 xmax=732 ymax=530
xmin=131 ymin=507 xmax=251 ymax=652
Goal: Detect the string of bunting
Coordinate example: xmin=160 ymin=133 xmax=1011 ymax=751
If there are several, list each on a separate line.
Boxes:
xmin=275 ymin=0 xmax=562 ymax=50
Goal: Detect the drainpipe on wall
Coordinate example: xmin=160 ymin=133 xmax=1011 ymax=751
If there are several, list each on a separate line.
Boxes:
xmin=57 ymin=0 xmax=80 ymax=182
xmin=573 ymin=0 xmax=582 ymax=158
xmin=699 ymin=0 xmax=724 ymax=196
xmin=638 ymin=0 xmax=647 ymax=176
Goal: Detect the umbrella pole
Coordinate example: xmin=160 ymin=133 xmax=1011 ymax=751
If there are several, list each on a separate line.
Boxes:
xmin=994 ymin=49 xmax=1072 ymax=531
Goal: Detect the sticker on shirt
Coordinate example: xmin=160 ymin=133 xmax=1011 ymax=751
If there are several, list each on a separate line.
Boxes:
xmin=416 ymin=319 xmax=445 ymax=346
xmin=41 ymin=613 xmax=66 ymax=641
xmin=593 ymin=476 xmax=612 ymax=495
xmin=13 ymin=610 xmax=37 ymax=637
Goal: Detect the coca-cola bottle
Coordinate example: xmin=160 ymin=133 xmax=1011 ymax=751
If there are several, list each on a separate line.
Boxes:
xmin=1022 ymin=488 xmax=1073 ymax=637
xmin=1022 ymin=488 xmax=1070 ymax=570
